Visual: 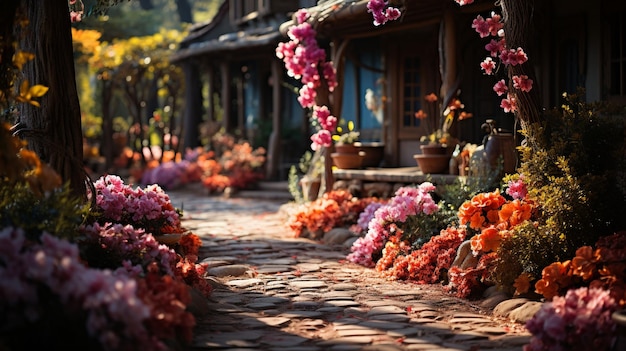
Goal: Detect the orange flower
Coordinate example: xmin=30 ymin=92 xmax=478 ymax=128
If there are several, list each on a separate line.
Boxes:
xmin=513 ymin=272 xmax=532 ymax=296
xmin=468 ymin=211 xmax=485 ymax=230
xmin=571 ymin=246 xmax=597 ymax=281
xmin=498 ymin=199 xmax=533 ymax=228
xmin=470 ymin=226 xmax=501 ymax=254
xmin=535 ymin=261 xmax=572 ymax=300
xmin=458 ymin=111 xmax=473 ymax=121
xmin=448 ymin=98 xmax=464 ymax=111
xmin=414 ymin=109 xmax=428 ymax=120
xmin=424 ymin=93 xmax=438 ymax=103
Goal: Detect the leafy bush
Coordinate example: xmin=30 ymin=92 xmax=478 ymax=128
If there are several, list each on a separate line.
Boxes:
xmin=494 ymin=91 xmax=626 ymax=292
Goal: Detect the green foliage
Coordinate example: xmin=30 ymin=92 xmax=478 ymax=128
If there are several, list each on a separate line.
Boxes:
xmin=288 ymin=165 xmax=304 ymax=203
xmin=494 ymin=91 xmax=626 ymax=291
xmin=435 ymin=163 xmax=504 ymax=230
xmin=0 ymin=182 xmax=89 ymax=241
xmin=494 ymin=222 xmax=568 ymax=295
xmin=287 ymin=150 xmax=324 ymax=203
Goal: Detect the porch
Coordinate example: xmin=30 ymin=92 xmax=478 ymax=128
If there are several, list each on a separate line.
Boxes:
xmin=332 ymin=167 xmax=462 ymax=198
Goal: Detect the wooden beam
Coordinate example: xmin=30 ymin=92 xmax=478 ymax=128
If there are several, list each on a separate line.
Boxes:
xmin=265 ymin=59 xmax=282 ymax=180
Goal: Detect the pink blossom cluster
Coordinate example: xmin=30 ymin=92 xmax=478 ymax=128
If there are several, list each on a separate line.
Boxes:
xmin=275 ymin=9 xmax=337 ymax=109
xmin=81 ymin=222 xmax=179 ymax=276
xmin=276 ymin=9 xmax=339 ymax=150
xmin=353 ymin=202 xmax=385 ymax=234
xmin=0 ymin=227 xmax=165 ymax=350
xmin=506 ymin=175 xmax=528 ymax=200
xmin=469 ymin=10 xmax=532 ymax=113
xmin=366 ymin=0 xmax=401 ymax=26
xmin=347 ymin=183 xmax=439 ymax=266
xmin=310 ymin=105 xmax=338 ymax=150
xmin=524 ymin=287 xmax=618 ymax=351
xmin=91 ymin=175 xmax=181 ymax=234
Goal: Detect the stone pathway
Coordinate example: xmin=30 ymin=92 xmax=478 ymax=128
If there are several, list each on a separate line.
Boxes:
xmin=167 ymin=187 xmax=532 ymax=351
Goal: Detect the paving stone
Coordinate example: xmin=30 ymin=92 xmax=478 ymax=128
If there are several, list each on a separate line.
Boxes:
xmin=367 ymin=305 xmax=407 ymax=316
xmin=359 ymin=320 xmax=409 ymax=330
xmin=386 ymin=327 xmax=423 ymax=337
xmin=255 ymin=265 xmax=294 ymax=274
xmin=246 ymin=302 xmax=279 ymax=310
xmin=290 ymin=280 xmax=328 ymax=289
xmin=324 ymin=300 xmax=360 ymax=307
xmin=335 ymin=327 xmax=384 ymax=337
xmin=280 ymin=310 xmax=324 ymax=318
xmin=320 ymin=335 xmax=374 ymax=344
xmin=208 ymin=264 xmax=250 ymax=277
xmin=368 ymin=313 xmax=411 ymax=322
xmin=226 ymin=278 xmax=264 ymax=288
xmin=330 ymin=283 xmax=358 ymax=290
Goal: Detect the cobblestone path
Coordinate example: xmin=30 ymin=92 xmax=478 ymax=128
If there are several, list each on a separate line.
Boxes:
xmin=168 ymin=188 xmax=530 ymax=351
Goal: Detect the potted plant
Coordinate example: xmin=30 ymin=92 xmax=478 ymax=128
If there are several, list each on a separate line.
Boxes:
xmin=413 ymin=93 xmax=473 ymax=173
xmin=330 ymin=120 xmax=364 ymax=169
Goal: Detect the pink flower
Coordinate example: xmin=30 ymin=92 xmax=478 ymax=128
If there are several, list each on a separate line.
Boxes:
xmin=454 ymin=0 xmax=474 ymax=5
xmin=310 ymin=129 xmax=332 ymax=150
xmin=367 ymin=0 xmax=401 ymax=26
xmin=472 ymin=15 xmax=490 ymax=38
xmin=500 ymin=93 xmax=517 ymax=113
xmin=486 ymin=12 xmax=503 ymax=36
xmin=506 ymin=176 xmax=528 ymax=200
xmin=524 ymin=288 xmax=618 ymax=351
xmin=295 ymin=9 xmax=309 ymax=24
xmin=493 ymin=79 xmax=508 ymax=96
xmin=313 ymin=105 xmax=338 ymax=131
xmin=485 ymin=38 xmax=505 ymax=57
xmin=297 ymin=85 xmax=316 ymax=108
xmin=500 ymin=47 xmax=528 ymax=66
xmin=480 ymin=57 xmax=496 ymax=75
xmin=512 ymin=75 xmax=533 ymax=92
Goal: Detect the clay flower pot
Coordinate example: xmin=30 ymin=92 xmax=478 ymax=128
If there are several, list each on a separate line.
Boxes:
xmin=414 ymin=154 xmax=450 ymax=174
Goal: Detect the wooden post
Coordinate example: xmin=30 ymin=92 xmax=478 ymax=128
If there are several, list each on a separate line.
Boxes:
xmin=220 ymin=61 xmax=231 ymax=132
xmin=265 ymin=59 xmax=282 ymax=180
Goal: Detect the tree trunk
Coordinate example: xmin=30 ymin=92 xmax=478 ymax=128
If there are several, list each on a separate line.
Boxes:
xmin=182 ymin=63 xmax=203 ymax=150
xmin=500 ymin=0 xmax=542 ymax=142
xmin=16 ymin=0 xmax=85 ymax=198
xmin=0 ymin=0 xmax=19 ymax=103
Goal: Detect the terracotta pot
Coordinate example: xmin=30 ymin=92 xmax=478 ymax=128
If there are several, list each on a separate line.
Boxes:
xmin=331 ymin=152 xmax=364 ymax=169
xmin=414 ymin=154 xmax=450 ymax=174
xmin=334 ymin=143 xmax=360 ymax=154
xmin=355 ymin=142 xmax=384 ymax=168
xmin=420 ymin=144 xmax=448 ymax=155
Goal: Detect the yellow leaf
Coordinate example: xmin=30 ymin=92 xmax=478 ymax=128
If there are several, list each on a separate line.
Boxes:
xmin=13 ymin=51 xmax=34 ymax=70
xmin=19 ymin=80 xmax=30 ymax=97
xmin=28 ymin=100 xmax=40 ymax=108
xmin=348 ymin=120 xmax=355 ymax=131
xmin=29 ymin=85 xmax=49 ymax=98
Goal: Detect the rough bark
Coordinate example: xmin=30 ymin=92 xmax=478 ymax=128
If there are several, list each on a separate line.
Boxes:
xmin=0 ymin=1 xmax=19 ymax=103
xmin=15 ymin=0 xmax=85 ymax=197
xmin=500 ymin=0 xmax=542 ymax=142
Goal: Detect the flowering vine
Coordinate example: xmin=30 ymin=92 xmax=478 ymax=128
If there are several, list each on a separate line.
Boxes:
xmin=366 ymin=0 xmax=534 ymax=114
xmin=276 ymin=9 xmax=339 ymax=151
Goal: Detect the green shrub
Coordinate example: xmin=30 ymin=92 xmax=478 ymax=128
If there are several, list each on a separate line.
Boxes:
xmin=494 ymin=91 xmax=626 ymax=291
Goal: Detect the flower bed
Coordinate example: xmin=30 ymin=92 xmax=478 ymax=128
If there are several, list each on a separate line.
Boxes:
xmin=1 ymin=124 xmax=210 ymax=350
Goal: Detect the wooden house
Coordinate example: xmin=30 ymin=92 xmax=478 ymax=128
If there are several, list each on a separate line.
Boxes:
xmin=173 ymin=0 xmax=625 ymax=181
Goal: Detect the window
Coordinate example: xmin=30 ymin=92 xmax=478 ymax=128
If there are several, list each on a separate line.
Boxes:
xmin=402 ymin=56 xmax=422 ymax=128
xmin=609 ymin=11 xmax=626 ymax=99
